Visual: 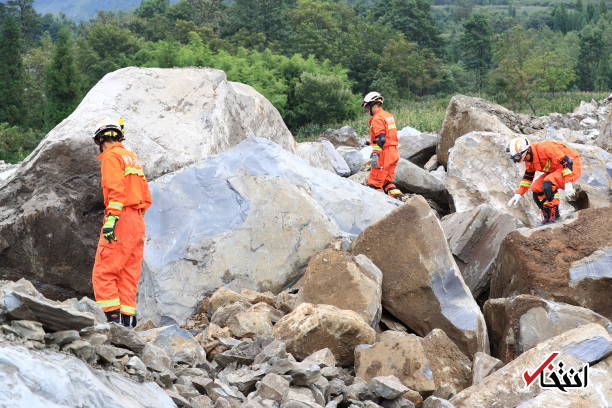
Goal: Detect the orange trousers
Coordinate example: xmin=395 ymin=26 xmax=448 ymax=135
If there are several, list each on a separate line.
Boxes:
xmin=368 ymin=145 xmax=400 ymax=189
xmin=531 ymin=157 xmax=582 ymax=207
xmin=92 ymin=207 xmax=145 ymax=316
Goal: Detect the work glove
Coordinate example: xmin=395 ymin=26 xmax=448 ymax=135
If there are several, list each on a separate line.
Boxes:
xmin=565 ymin=182 xmax=576 ymax=200
xmin=102 ymin=215 xmax=119 ymax=243
xmin=507 ymin=194 xmax=522 ymax=207
xmin=370 ymin=152 xmax=380 ymax=169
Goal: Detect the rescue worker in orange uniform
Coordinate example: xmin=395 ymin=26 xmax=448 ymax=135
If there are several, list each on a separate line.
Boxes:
xmin=91 ymin=118 xmax=152 ymax=327
xmin=362 ymin=92 xmax=401 ymax=197
xmin=506 ymin=137 xmax=581 ymax=224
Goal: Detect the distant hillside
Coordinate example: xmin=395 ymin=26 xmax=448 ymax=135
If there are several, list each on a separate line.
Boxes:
xmin=28 ymin=0 xmax=178 ymax=21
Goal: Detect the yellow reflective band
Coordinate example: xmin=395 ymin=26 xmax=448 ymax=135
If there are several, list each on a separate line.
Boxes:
xmin=372 ymin=146 xmax=382 ymax=152
xmin=388 ymin=189 xmax=401 ymax=195
xmin=124 ymin=167 xmax=145 ymax=177
xmin=108 ymin=201 xmax=124 ymax=210
xmin=554 ymin=193 xmax=560 ymax=198
xmin=520 ymin=181 xmax=532 ymax=187
xmin=562 ymin=168 xmax=572 ymax=176
xmin=120 ymin=305 xmax=136 ymax=315
xmin=97 ymin=298 xmax=120 ymax=307
xmin=388 ymin=124 xmax=397 ymax=129
xmin=542 ymin=160 xmax=551 ymax=172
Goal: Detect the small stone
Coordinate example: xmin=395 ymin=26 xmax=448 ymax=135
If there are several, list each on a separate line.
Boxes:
xmin=160 ymin=370 xmax=178 ymax=388
xmin=141 ymin=342 xmax=173 ymax=372
xmin=63 ymin=340 xmax=96 ymax=363
xmin=249 ymin=302 xmax=285 ymax=324
xmin=109 ymin=322 xmax=146 ymax=353
xmin=253 ymin=373 xmax=290 ymax=402
xmin=368 ymin=376 xmax=409 ymax=400
xmin=422 ymin=396 xmax=455 ymax=408
xmin=213 ymin=397 xmax=231 ymax=408
xmin=205 ymin=379 xmax=244 ymax=403
xmin=208 ymin=288 xmax=248 ymax=317
xmin=10 ymin=320 xmax=45 ymax=341
xmin=281 ymin=387 xmax=320 ymax=407
xmin=214 ymin=337 xmax=274 ymax=367
xmin=240 ymin=289 xmax=276 ymax=306
xmin=320 ymin=366 xmax=342 ymax=379
xmin=381 ymin=398 xmax=415 ymax=408
xmin=472 ymin=352 xmax=503 ymax=384
xmin=176 ymin=383 xmax=201 ymax=400
xmin=166 ymin=390 xmax=192 ymax=407
xmin=227 ymin=310 xmax=273 ymax=338
xmin=135 ymin=319 xmax=157 ymax=332
xmin=190 ymin=395 xmax=214 ymax=408
xmin=127 ymin=356 xmax=147 ymax=372
xmin=45 ymin=330 xmax=80 ymax=346
xmin=303 ymin=348 xmax=336 ymax=368
xmin=95 ymin=344 xmax=134 ymax=364
xmin=253 ymin=339 xmax=289 ymax=364
xmin=192 ymin=377 xmax=214 ymax=394
xmin=346 ymin=379 xmax=376 ymax=401
xmin=288 ymin=361 xmax=322 ymax=386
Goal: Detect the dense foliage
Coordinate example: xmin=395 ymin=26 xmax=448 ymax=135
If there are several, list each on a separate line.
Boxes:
xmin=0 ymin=0 xmax=610 ymax=162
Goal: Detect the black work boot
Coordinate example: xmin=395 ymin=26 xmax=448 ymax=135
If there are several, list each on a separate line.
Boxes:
xmin=121 ymin=314 xmax=137 ymax=328
xmin=105 ymin=310 xmax=120 ymax=324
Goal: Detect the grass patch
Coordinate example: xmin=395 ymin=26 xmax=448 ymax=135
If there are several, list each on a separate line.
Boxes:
xmin=293 ymin=91 xmax=609 ymax=141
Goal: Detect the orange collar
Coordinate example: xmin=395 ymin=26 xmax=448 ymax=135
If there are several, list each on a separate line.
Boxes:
xmin=97 ymin=142 xmax=124 ymax=160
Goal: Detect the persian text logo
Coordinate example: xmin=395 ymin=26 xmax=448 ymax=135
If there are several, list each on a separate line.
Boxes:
xmin=523 ymin=352 xmax=589 ymax=392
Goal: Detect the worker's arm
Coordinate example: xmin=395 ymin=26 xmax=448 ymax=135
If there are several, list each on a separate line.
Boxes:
xmin=370 ymin=117 xmax=386 ymax=154
xmin=515 ymin=170 xmax=535 ymax=195
xmin=559 ymin=155 xmax=574 ymax=182
xmin=101 ymin=154 xmax=126 ymax=216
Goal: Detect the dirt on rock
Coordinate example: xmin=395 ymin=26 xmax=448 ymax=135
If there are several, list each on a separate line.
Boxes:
xmin=491 ymin=207 xmax=612 ymax=318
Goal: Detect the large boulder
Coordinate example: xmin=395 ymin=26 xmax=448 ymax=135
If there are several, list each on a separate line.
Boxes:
xmin=484 ymin=295 xmax=611 ymax=362
xmin=490 ymin=207 xmax=612 ymax=319
xmin=351 ymin=195 xmax=489 ymax=356
xmin=398 ymin=130 xmax=439 ymax=167
xmin=296 ymin=249 xmax=383 ymax=327
xmin=445 ymin=131 xmax=611 ymax=227
xmin=0 ymin=67 xmax=296 ymax=300
xmin=337 ymin=146 xmax=369 ymax=176
xmin=272 ymin=303 xmax=376 ymax=366
xmin=295 ymin=139 xmax=351 ymax=177
xmin=441 ymin=204 xmax=522 ymax=298
xmin=0 ymin=344 xmax=175 ymax=407
xmin=437 ymin=95 xmax=539 ymax=166
xmin=139 ymin=137 xmax=399 ymax=325
xmin=393 ymin=159 xmax=449 ymax=206
xmin=320 ymin=126 xmax=360 ymax=148
xmin=596 ymin=110 xmax=611 ymax=152
xmin=449 ymin=324 xmax=611 ymax=408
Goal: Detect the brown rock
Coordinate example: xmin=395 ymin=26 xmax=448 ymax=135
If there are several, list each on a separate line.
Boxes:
xmin=227 ymin=310 xmax=273 ymax=338
xmin=354 ymin=332 xmax=436 ymax=392
xmin=484 ymin=294 xmax=611 ymax=362
xmin=421 ymin=329 xmax=472 ymax=394
xmin=240 ymin=289 xmax=275 ymax=306
xmin=208 ymin=288 xmax=247 ymax=316
xmin=296 ymin=249 xmax=382 ymax=327
xmin=272 ymin=303 xmax=375 ymax=366
xmin=490 ymin=207 xmax=612 ymax=319
xmin=351 ymin=196 xmax=489 ymax=356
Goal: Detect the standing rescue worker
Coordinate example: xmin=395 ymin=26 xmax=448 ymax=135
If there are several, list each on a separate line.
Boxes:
xmin=506 ymin=137 xmax=581 ymax=224
xmin=91 ymin=118 xmax=152 ymax=327
xmin=362 ymin=92 xmax=401 ymax=198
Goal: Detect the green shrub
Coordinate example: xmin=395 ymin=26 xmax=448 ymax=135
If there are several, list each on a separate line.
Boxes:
xmin=0 ymin=123 xmax=43 ymax=163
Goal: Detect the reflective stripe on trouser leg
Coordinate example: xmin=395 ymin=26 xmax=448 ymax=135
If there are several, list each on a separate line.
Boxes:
xmin=92 ymin=234 xmax=123 ymax=313
xmin=117 ymin=209 xmax=145 ymax=318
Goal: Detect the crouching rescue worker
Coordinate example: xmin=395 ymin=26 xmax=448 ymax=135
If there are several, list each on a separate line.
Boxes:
xmin=506 ymin=137 xmax=581 ymax=224
xmin=91 ymin=118 xmax=152 ymax=328
xmin=362 ymin=91 xmax=401 ymax=198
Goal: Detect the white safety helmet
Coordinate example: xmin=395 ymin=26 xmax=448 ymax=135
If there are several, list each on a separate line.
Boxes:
xmin=506 ymin=137 xmax=530 ymax=163
xmin=362 ymin=91 xmax=384 ymax=108
xmin=93 ymin=117 xmax=125 ymax=145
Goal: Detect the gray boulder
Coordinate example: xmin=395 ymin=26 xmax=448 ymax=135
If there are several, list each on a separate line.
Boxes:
xmin=393 ymin=159 xmax=449 ymax=206
xmin=320 ymin=126 xmax=360 ymax=147
xmin=139 ymin=137 xmax=399 ymax=325
xmin=441 ymin=205 xmax=522 ymax=298
xmin=0 ymin=67 xmax=296 ymax=300
xmin=138 ymin=325 xmax=206 ymax=366
xmin=398 ymin=130 xmax=439 ymax=167
xmin=337 ymin=146 xmax=368 ymax=176
xmin=295 ymin=139 xmax=351 ymax=177
xmin=0 ymin=344 xmax=175 ymax=407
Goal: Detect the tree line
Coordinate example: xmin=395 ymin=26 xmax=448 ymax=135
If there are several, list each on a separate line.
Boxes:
xmin=0 ymin=0 xmax=610 ymax=163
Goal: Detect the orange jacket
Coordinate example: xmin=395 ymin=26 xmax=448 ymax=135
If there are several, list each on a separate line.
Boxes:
xmin=369 ymin=109 xmax=399 ymax=150
xmin=97 ymin=143 xmax=152 ymax=216
xmin=515 ymin=140 xmax=580 ymax=195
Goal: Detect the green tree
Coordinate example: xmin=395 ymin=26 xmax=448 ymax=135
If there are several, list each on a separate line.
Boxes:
xmin=7 ymin=0 xmax=41 ymax=47
xmin=0 ymin=14 xmax=26 ymax=125
xmin=291 ymin=72 xmax=358 ymax=126
xmin=136 ymin=0 xmax=170 ymax=18
xmin=225 ymin=0 xmax=295 ymax=45
xmin=460 ymin=13 xmax=493 ymax=92
xmin=0 ymin=123 xmax=41 ymax=163
xmin=374 ymin=0 xmax=444 ymax=55
xmin=45 ymin=27 xmax=81 ymax=127
xmin=490 ymin=26 xmax=537 ymax=113
xmin=525 ymin=49 xmax=576 ymax=92
xmin=577 ymin=23 xmax=605 ymax=90
xmin=23 ymin=33 xmax=53 ymax=129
